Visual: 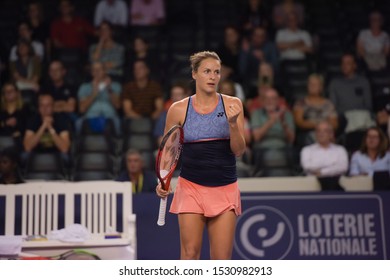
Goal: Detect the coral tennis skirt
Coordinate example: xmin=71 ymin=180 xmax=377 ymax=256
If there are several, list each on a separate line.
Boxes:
xmin=169 ymin=176 xmax=242 ymax=217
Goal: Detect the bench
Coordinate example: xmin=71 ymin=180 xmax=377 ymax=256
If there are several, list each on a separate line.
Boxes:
xmin=0 ymin=181 xmax=136 ymax=260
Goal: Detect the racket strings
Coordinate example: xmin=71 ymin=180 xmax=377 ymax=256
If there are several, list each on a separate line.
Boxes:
xmin=159 ymin=130 xmax=182 ymax=178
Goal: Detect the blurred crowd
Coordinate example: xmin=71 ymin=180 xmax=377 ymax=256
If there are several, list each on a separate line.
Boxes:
xmin=1 ymin=0 xmax=390 ymax=191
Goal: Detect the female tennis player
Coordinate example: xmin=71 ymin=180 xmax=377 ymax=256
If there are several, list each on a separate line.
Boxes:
xmin=156 ymin=51 xmax=246 ymax=259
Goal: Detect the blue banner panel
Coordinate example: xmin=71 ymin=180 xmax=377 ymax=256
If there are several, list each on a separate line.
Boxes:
xmin=133 ymin=192 xmax=389 ymax=260
xmin=234 ymin=193 xmax=387 ymax=260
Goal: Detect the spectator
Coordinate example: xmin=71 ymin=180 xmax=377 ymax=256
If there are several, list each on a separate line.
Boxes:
xmin=216 ymin=25 xmax=242 ymax=82
xmin=240 ymin=0 xmax=270 ymax=36
xmin=240 ymin=26 xmax=279 ymax=87
xmin=42 ymin=60 xmax=77 ymax=122
xmin=275 ymin=12 xmax=312 ymax=61
xmin=127 ymin=37 xmax=160 ymax=80
xmin=300 ymin=121 xmax=348 ymax=190
xmin=357 ymin=11 xmax=389 ymax=71
xmin=50 ymin=0 xmax=96 ymax=51
xmin=9 ymin=39 xmax=41 ymax=98
xmin=94 ymin=0 xmax=128 ymax=27
xmin=251 ymin=88 xmax=295 ymax=149
xmin=246 ymin=62 xmax=287 ymax=112
xmin=0 ymin=146 xmax=24 ymax=184
xmin=293 ymin=74 xmax=338 ymax=146
xmin=328 ymin=54 xmax=373 ymax=136
xmin=116 ymin=148 xmax=157 ymax=193
xmin=0 ymin=83 xmax=29 ymax=149
xmin=9 ymin=21 xmax=44 ymax=62
xmin=25 ymin=1 xmax=50 ymax=48
xmin=272 ymin=0 xmax=305 ymax=30
xmin=23 ymin=94 xmax=71 ymax=162
xmin=219 ymin=79 xmax=252 ymax=146
xmin=350 ymin=127 xmax=390 ymax=176
xmin=122 ymin=59 xmax=163 ymax=120
xmin=130 ymin=0 xmax=165 ymax=26
xmin=77 ymin=62 xmax=121 ymax=135
xmin=219 ymin=79 xmax=253 ymax=176
xmin=89 ymin=21 xmax=125 ymax=80
xmin=220 ymin=65 xmax=245 ymax=101
xmin=154 ymin=83 xmax=188 ymax=146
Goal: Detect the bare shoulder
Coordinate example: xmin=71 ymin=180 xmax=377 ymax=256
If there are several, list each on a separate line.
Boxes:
xmin=168 ymin=97 xmax=189 ymax=114
xmin=167 ymin=96 xmax=190 ymax=125
xmin=221 ymin=94 xmax=243 ymax=107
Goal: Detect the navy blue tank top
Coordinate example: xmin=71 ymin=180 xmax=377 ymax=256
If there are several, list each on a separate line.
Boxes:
xmin=180 ymin=94 xmax=237 ymax=186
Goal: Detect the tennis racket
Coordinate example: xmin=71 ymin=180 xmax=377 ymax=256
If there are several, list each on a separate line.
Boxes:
xmin=155 ymin=125 xmax=184 ymax=226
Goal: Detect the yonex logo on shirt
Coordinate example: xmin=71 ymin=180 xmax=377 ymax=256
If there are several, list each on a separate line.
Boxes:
xmin=217 ymin=112 xmax=224 ymax=117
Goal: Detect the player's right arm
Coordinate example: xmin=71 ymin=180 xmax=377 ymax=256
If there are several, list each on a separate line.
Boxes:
xmin=163 ymin=97 xmax=188 ymax=134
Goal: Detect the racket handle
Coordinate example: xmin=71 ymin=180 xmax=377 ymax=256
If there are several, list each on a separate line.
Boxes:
xmin=157 ymin=197 xmax=167 ymax=226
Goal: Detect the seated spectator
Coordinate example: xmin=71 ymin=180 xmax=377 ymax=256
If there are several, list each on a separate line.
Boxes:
xmin=0 ymin=146 xmax=24 ymax=184
xmin=220 ymin=66 xmax=245 ymax=101
xmin=127 ymin=36 xmax=160 ymax=80
xmin=154 ymin=83 xmax=188 ymax=146
xmin=300 ymin=121 xmax=349 ymax=190
xmin=350 ymin=127 xmax=390 ymax=176
xmin=240 ymin=0 xmax=270 ymax=36
xmin=42 ymin=60 xmax=76 ymax=122
xmin=25 ymin=1 xmax=50 ymax=49
xmin=272 ymin=0 xmax=304 ymax=30
xmin=219 ymin=79 xmax=252 ymax=162
xmin=357 ymin=11 xmax=389 ymax=71
xmin=246 ymin=63 xmax=287 ymax=112
xmin=130 ymin=0 xmax=165 ymax=26
xmin=23 ymin=94 xmax=71 ymax=162
xmin=329 ymin=53 xmax=374 ymax=151
xmin=215 ymin=25 xmax=242 ymax=82
xmin=77 ymin=62 xmax=121 ymax=135
xmin=9 ymin=21 xmax=44 ymax=62
xmin=116 ymin=148 xmax=157 ymax=193
xmin=94 ymin=0 xmax=128 ymax=27
xmin=0 ymin=83 xmax=30 ymax=149
xmin=122 ymin=59 xmax=163 ymax=120
xmin=219 ymin=80 xmax=255 ymax=176
xmin=275 ymin=12 xmax=312 ymax=61
xmin=9 ymin=40 xmax=41 ymax=103
xmin=251 ymin=88 xmax=295 ymax=149
xmin=240 ymin=26 xmax=279 ymax=87
xmin=50 ymin=0 xmax=96 ymax=52
xmin=89 ymin=21 xmax=125 ymax=80
xmin=293 ymin=74 xmax=338 ymax=146
xmin=329 ymin=54 xmax=372 ymax=115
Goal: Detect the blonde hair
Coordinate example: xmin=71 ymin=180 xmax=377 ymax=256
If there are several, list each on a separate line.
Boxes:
xmin=1 ymin=82 xmax=23 ymax=111
xmin=189 ymin=51 xmax=221 ymax=72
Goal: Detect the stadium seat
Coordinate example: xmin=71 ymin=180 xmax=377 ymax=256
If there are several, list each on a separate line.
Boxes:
xmin=74 ymin=152 xmax=114 ymax=173
xmin=73 ymin=171 xmax=114 ymax=181
xmin=77 ymin=134 xmax=116 ymax=154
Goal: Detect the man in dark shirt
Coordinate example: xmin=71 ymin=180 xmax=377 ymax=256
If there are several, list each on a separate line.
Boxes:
xmin=23 ymin=94 xmax=70 ymax=161
xmin=116 ymin=149 xmax=157 ymax=193
xmin=0 ymin=146 xmax=24 ymax=184
xmin=42 ymin=60 xmax=77 ymax=122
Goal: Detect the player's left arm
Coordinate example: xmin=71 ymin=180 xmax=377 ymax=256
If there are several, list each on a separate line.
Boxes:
xmin=225 ymin=96 xmax=246 ymax=157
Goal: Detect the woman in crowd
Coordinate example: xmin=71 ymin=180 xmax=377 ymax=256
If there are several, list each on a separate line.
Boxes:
xmin=349 ymin=126 xmax=390 ymax=176
xmin=293 ymin=74 xmax=338 ymax=147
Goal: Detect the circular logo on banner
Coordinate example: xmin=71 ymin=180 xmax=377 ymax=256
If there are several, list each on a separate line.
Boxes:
xmin=234 ymin=205 xmax=294 ymax=259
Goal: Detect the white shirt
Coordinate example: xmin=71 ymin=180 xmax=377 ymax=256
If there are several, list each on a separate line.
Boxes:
xmin=94 ymin=0 xmax=128 ymax=27
xmin=300 ymin=143 xmax=349 ymax=177
xmin=349 ymin=151 xmax=390 ymax=176
xmin=130 ymin=0 xmax=165 ymax=26
xmin=9 ymin=41 xmax=44 ymax=61
xmin=358 ymin=29 xmax=389 ymax=54
xmin=276 ymin=28 xmax=312 ymax=60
